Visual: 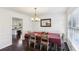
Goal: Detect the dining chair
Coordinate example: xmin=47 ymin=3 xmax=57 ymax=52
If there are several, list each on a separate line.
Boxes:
xmin=41 ymin=34 xmax=49 ymax=51
xmin=29 ymin=33 xmax=36 ymax=48
xmin=24 ymin=34 xmax=30 ymax=47
xmin=35 ymin=36 xmax=42 ymax=50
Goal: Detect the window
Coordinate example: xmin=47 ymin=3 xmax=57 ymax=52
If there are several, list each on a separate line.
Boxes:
xmin=68 ymin=13 xmax=79 ymax=50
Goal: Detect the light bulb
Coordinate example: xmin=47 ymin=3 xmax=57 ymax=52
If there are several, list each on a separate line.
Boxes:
xmin=32 ymin=18 xmax=34 ymax=20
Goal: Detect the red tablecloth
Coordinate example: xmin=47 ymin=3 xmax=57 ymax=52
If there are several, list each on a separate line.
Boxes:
xmin=48 ymin=33 xmax=61 ymax=46
xmin=24 ymin=32 xmax=61 ymax=46
xmin=33 ymin=32 xmax=43 ymax=37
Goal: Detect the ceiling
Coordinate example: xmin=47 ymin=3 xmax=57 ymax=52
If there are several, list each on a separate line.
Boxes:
xmin=8 ymin=7 xmax=68 ymax=16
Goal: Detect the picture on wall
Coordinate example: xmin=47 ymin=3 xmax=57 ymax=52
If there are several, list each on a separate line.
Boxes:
xmin=40 ymin=18 xmax=51 ymax=27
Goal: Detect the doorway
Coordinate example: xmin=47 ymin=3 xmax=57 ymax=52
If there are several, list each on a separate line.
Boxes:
xmin=12 ymin=17 xmax=23 ymax=42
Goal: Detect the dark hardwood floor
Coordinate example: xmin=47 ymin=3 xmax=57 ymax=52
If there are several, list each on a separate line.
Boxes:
xmin=0 ymin=38 xmax=69 ymax=51
xmin=0 ymin=38 xmax=41 ymax=51
xmin=0 ymin=39 xmax=26 ymax=51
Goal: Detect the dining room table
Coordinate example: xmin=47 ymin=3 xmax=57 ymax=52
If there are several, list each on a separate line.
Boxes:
xmin=24 ymin=32 xmax=61 ymax=47
xmin=48 ymin=33 xmax=61 ymax=47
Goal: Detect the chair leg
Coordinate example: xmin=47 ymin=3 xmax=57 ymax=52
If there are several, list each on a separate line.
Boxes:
xmin=34 ymin=43 xmax=36 ymax=48
xmin=40 ymin=44 xmax=42 ymax=50
xmin=47 ymin=45 xmax=49 ymax=51
xmin=29 ymin=40 xmax=30 ymax=48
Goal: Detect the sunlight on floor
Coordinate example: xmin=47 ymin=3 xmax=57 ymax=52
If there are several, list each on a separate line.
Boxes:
xmin=17 ymin=39 xmax=23 ymax=47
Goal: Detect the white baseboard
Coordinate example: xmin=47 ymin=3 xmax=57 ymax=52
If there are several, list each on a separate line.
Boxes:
xmin=0 ymin=43 xmax=12 ymax=50
xmin=66 ymin=38 xmax=76 ymax=51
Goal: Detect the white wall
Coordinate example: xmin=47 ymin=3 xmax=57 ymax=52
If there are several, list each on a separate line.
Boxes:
xmin=0 ymin=8 xmax=31 ymax=49
xmin=31 ymin=13 xmax=66 ymax=34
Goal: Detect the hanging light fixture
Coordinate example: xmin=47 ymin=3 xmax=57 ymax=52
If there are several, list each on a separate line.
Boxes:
xmin=31 ymin=8 xmax=40 ymax=22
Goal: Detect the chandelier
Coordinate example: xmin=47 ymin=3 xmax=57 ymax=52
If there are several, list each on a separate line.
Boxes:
xmin=31 ymin=8 xmax=40 ymax=22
